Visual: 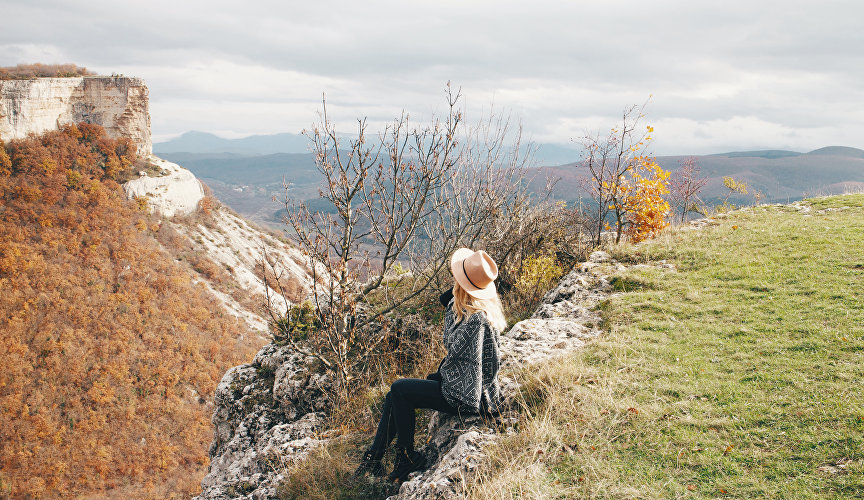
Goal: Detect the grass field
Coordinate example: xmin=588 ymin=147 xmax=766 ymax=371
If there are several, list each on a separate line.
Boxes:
xmin=470 ymin=194 xmax=864 ymax=498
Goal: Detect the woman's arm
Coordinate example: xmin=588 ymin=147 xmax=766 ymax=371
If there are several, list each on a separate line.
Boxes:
xmin=439 ymin=288 xmax=453 ymax=307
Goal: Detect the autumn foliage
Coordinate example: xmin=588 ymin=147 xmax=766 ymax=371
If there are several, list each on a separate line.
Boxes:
xmin=0 ymin=125 xmax=256 ymax=497
xmin=621 ymin=156 xmax=671 ymax=243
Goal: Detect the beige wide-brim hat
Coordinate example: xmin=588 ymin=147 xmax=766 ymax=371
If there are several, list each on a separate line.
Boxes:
xmin=450 ymin=248 xmax=498 ymax=299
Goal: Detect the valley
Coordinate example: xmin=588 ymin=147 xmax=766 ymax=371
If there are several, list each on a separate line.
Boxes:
xmin=156 ymin=133 xmax=864 ymax=229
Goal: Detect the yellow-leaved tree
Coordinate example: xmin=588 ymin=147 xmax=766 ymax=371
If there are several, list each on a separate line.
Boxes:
xmin=602 ymin=153 xmax=671 ymax=244
xmin=621 ymin=156 xmax=671 ymax=243
xmin=578 ymin=103 xmax=670 ymax=245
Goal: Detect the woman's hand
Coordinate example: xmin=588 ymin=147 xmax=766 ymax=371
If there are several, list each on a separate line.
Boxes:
xmin=426 ymin=358 xmax=444 ymax=382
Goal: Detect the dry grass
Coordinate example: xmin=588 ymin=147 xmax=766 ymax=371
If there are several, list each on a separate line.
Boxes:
xmin=275 ymin=435 xmax=400 ymax=499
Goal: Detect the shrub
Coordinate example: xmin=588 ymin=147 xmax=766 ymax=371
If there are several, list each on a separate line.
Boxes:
xmin=0 ymin=63 xmax=94 ymax=80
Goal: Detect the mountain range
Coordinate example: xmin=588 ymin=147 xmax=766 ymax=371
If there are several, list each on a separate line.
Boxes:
xmin=155 ymin=132 xmax=864 ymax=227
xmin=155 ymin=130 xmax=585 ymax=166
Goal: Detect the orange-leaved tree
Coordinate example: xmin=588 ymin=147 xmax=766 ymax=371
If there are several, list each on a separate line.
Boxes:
xmin=621 ymin=156 xmax=671 ymax=243
xmin=604 ymin=155 xmax=671 ymax=243
xmin=577 ymin=101 xmax=661 ymax=245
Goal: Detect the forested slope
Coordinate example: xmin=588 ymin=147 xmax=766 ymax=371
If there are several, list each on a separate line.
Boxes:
xmin=0 ymin=125 xmax=257 ymax=497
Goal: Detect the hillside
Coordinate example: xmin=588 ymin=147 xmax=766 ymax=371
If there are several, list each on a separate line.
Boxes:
xmin=468 ymin=195 xmax=864 ymax=498
xmin=0 ymin=124 xmax=312 ymax=498
xmin=540 ymin=146 xmax=864 ymax=206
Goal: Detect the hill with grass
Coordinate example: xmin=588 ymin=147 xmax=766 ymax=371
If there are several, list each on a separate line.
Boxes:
xmin=467 ymin=194 xmax=864 ymax=498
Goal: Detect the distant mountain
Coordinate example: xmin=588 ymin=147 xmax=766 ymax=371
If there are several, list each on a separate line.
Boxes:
xmin=162 ymin=143 xmax=864 ymax=226
xmin=160 ymin=152 xmax=319 ymax=185
xmin=156 ymin=131 xmax=583 ymax=166
xmin=531 ymin=142 xmax=581 ymax=166
xmin=154 ymin=131 xmax=311 ymax=155
xmin=711 ymin=150 xmax=801 ymax=159
xmin=804 ymin=146 xmax=864 ymax=158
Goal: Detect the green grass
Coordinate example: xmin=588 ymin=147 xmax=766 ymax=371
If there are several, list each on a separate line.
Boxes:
xmin=471 ymin=195 xmax=864 ymax=499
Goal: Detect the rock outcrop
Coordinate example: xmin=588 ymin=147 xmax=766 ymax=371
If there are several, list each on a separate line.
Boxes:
xmin=196 ymin=344 xmax=333 ymax=499
xmin=123 ymin=156 xmax=311 ymax=334
xmin=123 ymin=156 xmax=205 ymax=217
xmin=0 ymin=76 xmax=151 ymax=154
xmin=195 ymin=250 xmax=640 ymax=499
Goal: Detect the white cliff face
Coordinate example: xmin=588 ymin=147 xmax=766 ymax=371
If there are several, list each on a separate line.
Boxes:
xmin=123 ymin=156 xmax=312 ymax=333
xmin=0 ymin=76 xmax=152 ymax=155
xmin=169 ymin=205 xmax=312 ymax=331
xmin=123 ymin=156 xmax=205 ymax=217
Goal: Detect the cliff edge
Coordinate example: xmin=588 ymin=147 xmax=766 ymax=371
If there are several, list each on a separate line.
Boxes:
xmin=0 ymin=76 xmax=152 ymax=155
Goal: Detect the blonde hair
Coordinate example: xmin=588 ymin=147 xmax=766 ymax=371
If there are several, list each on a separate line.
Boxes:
xmin=452 ymin=282 xmax=507 ymax=332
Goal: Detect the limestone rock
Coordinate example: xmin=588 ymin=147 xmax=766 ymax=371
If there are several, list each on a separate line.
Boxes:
xmin=0 ymin=76 xmax=152 ymax=155
xmin=589 ymin=250 xmax=611 ymax=263
xmin=500 ymin=318 xmax=592 ymax=368
xmin=122 ymin=156 xmax=204 ymax=217
xmin=196 ymin=343 xmax=332 ymax=500
xmin=395 ymin=425 xmax=500 ymax=499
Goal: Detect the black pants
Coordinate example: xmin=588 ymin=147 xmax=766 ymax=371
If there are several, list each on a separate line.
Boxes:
xmin=369 ymin=378 xmax=457 ymax=456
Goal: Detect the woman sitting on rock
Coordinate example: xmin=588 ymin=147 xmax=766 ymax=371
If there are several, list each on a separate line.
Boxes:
xmin=356 ymin=248 xmax=506 ymax=482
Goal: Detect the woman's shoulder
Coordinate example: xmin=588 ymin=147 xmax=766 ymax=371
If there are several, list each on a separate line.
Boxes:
xmin=446 ymin=309 xmax=488 ymax=331
xmin=465 ymin=310 xmax=491 ymax=328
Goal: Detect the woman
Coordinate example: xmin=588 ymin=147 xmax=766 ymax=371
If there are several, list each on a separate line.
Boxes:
xmin=356 ymin=248 xmax=507 ymax=481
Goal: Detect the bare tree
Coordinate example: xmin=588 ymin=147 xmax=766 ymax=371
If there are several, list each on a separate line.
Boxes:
xmin=268 ymin=85 xmax=537 ymax=397
xmin=669 ymin=156 xmax=708 ymax=223
xmin=575 ymin=102 xmax=653 ymax=245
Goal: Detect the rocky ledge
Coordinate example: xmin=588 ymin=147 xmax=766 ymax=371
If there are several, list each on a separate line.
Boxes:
xmin=122 ymin=156 xmax=204 ymax=217
xmin=195 ymin=345 xmax=333 ymax=499
xmin=196 ymin=249 xmax=679 ymax=499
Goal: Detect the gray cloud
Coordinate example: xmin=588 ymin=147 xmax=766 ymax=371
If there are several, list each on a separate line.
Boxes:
xmin=2 ymin=0 xmax=862 ymax=154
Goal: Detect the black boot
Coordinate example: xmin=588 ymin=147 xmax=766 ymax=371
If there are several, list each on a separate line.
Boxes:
xmin=355 ymin=449 xmax=385 ymax=477
xmin=388 ymin=447 xmax=426 ymax=482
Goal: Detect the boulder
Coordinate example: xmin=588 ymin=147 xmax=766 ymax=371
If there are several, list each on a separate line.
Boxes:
xmin=196 ymin=344 xmax=332 ymax=500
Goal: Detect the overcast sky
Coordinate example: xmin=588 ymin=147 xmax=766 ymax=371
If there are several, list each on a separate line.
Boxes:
xmin=2 ymin=0 xmax=862 ymax=154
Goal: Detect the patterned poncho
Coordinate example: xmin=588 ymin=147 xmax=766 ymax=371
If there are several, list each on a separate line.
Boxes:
xmin=439 ymin=302 xmax=502 ymax=414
